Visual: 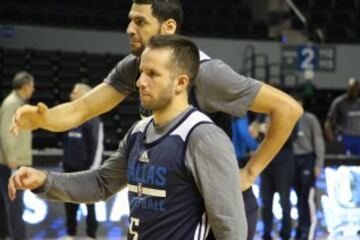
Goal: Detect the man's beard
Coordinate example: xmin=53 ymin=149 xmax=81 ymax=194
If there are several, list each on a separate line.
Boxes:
xmin=131 ymin=45 xmax=145 ymax=57
xmin=141 ymin=87 xmax=173 ymax=112
xmin=130 ymin=27 xmax=162 ymax=56
xmin=141 ymin=95 xmax=171 ymax=112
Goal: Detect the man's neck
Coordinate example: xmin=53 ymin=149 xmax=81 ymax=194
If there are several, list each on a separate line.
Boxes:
xmin=15 ymin=90 xmax=27 ymax=101
xmin=153 ymin=100 xmax=189 ymax=127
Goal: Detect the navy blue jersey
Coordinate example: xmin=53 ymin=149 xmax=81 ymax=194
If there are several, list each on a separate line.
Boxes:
xmin=63 ymin=117 xmax=104 ymax=171
xmin=126 ymin=109 xmax=215 ymax=240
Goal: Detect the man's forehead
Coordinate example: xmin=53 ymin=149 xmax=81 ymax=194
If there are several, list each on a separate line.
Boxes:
xmin=143 ymin=47 xmax=172 ymax=58
xmin=129 ymin=3 xmax=153 ymax=19
xmin=141 ymin=48 xmax=172 ymax=66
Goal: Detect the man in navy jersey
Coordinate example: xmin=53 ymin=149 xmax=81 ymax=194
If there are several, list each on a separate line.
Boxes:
xmin=11 ymin=0 xmax=302 ymax=238
xmin=61 ymin=83 xmax=104 ymax=239
xmin=9 ymin=35 xmax=247 ymax=240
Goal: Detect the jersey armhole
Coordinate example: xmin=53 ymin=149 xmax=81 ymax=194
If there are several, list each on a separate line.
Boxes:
xmin=181 ymin=121 xmax=213 ymax=176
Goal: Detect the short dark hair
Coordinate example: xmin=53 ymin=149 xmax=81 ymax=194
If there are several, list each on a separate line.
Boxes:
xmin=147 ymin=35 xmax=200 ymax=86
xmin=133 ymin=0 xmax=183 ymax=33
xmin=12 ymin=71 xmax=34 ymax=90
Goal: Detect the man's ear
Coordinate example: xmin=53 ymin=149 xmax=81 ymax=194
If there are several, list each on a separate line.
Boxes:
xmin=161 ymin=19 xmax=177 ymax=34
xmin=174 ymin=75 xmax=189 ymax=94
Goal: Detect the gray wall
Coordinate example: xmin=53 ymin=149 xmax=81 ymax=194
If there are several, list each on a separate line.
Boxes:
xmin=1 ymin=25 xmax=359 ymax=89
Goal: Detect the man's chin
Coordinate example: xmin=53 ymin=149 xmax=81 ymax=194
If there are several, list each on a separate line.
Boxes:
xmin=141 ymin=103 xmax=152 ymax=110
xmin=130 ymin=46 xmax=144 ymax=57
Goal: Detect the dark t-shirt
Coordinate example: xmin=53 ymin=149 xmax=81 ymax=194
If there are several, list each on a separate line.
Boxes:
xmin=327 ymin=94 xmax=360 ymax=136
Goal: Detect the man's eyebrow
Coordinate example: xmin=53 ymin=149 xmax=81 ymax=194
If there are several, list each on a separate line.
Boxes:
xmin=128 ymin=14 xmax=147 ymax=22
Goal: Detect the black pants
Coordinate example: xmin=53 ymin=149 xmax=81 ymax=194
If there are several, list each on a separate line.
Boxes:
xmin=243 ymin=187 xmax=259 ymax=240
xmin=238 ymin=158 xmax=259 ymax=240
xmin=63 ymin=166 xmax=98 ymax=238
xmin=65 ymin=202 xmax=98 ymax=238
xmin=260 ymin=159 xmax=294 ymax=240
xmin=0 ymin=165 xmax=26 ymax=240
xmin=293 ymin=154 xmax=316 ymax=240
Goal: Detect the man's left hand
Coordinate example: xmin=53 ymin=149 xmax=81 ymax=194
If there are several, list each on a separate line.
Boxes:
xmin=239 ymin=167 xmax=256 ymax=191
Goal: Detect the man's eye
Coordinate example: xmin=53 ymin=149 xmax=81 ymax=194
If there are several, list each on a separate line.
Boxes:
xmin=135 ymin=20 xmax=144 ymax=26
xmin=148 ymin=71 xmax=158 ymax=78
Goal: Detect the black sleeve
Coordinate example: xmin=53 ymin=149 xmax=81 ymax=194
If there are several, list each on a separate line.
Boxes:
xmin=103 ymin=54 xmax=139 ymax=95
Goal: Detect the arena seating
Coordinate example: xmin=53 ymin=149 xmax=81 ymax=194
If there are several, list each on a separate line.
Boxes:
xmin=0 ymin=0 xmax=268 ymax=40
xmin=2 ymin=0 xmax=360 ymax=42
xmin=0 ymin=47 xmax=140 ymax=150
xmin=290 ymin=0 xmax=360 ymax=43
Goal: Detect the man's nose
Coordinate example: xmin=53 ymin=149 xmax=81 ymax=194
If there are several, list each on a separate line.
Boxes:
xmin=136 ymin=74 xmax=146 ymax=88
xmin=126 ymin=22 xmax=135 ymax=36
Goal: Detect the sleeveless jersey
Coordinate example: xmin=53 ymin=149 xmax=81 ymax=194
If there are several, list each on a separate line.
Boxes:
xmin=126 ymin=108 xmax=215 ymax=240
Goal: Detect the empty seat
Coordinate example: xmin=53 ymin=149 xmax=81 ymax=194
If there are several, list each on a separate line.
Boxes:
xmin=333 ymin=0 xmax=357 ymax=11
xmin=235 ymin=6 xmax=253 ymax=24
xmin=0 ymin=8 xmax=24 ymax=24
xmin=33 ymin=74 xmax=54 ymax=88
xmin=292 ymin=0 xmax=311 ymax=11
xmin=291 ymin=15 xmax=305 ymax=30
xmin=48 ymin=13 xmax=69 ymax=27
xmin=70 ymin=14 xmax=91 ymax=28
xmin=311 ymin=0 xmax=333 ymax=10
xmin=331 ymin=12 xmax=354 ymax=26
xmin=1 ymin=88 xmax=12 ymax=99
xmin=251 ymin=21 xmax=268 ymax=39
xmin=232 ymin=24 xmax=252 ymax=39
xmin=24 ymin=11 xmax=45 ymax=25
xmin=212 ymin=23 xmax=232 ymax=38
xmin=309 ymin=11 xmax=329 ymax=28
xmin=324 ymin=25 xmax=349 ymax=43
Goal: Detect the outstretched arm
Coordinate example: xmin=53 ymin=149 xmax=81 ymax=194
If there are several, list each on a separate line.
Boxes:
xmin=8 ymin=135 xmax=129 ymax=203
xmin=11 ymin=83 xmax=126 ymax=133
xmin=241 ymin=84 xmax=303 ymax=190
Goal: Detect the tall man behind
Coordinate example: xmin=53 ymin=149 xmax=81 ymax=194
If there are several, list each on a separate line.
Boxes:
xmin=258 ymin=115 xmax=298 ymax=240
xmin=325 ymin=78 xmax=360 ymax=155
xmin=11 ymin=1 xmax=303 ymax=238
xmin=293 ymin=95 xmax=325 ymax=240
xmin=62 ymin=83 xmax=104 ymax=239
xmin=9 ymin=35 xmax=247 ymax=240
xmin=0 ymin=71 xmax=35 ymax=240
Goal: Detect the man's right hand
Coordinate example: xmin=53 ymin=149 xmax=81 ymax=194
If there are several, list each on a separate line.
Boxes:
xmin=8 ymin=162 xmax=17 ymax=170
xmin=8 ymin=166 xmax=48 ymax=201
xmin=10 ymin=102 xmax=48 ymax=135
